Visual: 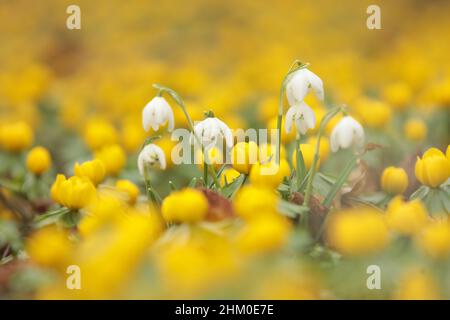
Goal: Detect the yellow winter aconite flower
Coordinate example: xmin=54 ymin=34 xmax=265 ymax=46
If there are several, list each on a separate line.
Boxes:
xmin=220 ymin=167 xmax=241 ymax=186
xmin=327 ymin=208 xmax=389 ymax=256
xmin=249 ymin=159 xmax=290 ymax=189
xmin=26 ymin=146 xmax=52 ymax=175
xmin=381 ymin=166 xmax=409 ymax=195
xmin=417 ymin=219 xmax=450 ymax=259
xmin=161 ymin=188 xmax=208 ymax=223
xmin=156 ymin=237 xmax=238 ymax=296
xmin=415 ymin=147 xmax=450 ymax=187
xmin=355 ymin=98 xmax=392 ymax=129
xmin=385 ymin=197 xmax=429 ymax=235
xmin=121 ymin=122 xmax=147 ymax=153
xmin=231 ymin=141 xmax=259 ymax=174
xmin=394 ymin=269 xmax=441 ymax=300
xmin=50 ymin=174 xmax=96 ymax=210
xmin=0 ymin=121 xmax=33 ymax=152
xmin=26 ymin=226 xmax=72 ymax=269
xmin=404 ymin=118 xmax=427 ymax=142
xmin=83 ymin=119 xmax=118 ymax=151
xmin=292 ymin=143 xmax=319 ymax=171
xmin=115 ymin=179 xmax=140 ymax=204
xmin=236 ymin=214 xmax=291 ymax=255
xmin=233 ymin=185 xmax=278 ymax=220
xmin=74 ymin=159 xmax=105 ymax=186
xmin=196 ymin=146 xmax=224 ymax=171
xmin=94 ymin=144 xmax=126 ymax=176
xmin=382 ymin=82 xmax=412 ymax=110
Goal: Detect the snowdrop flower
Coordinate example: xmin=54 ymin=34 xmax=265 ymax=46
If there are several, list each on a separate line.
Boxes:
xmin=192 ymin=117 xmax=233 ymax=149
xmin=137 ymin=144 xmax=166 ymax=176
xmin=285 ymin=102 xmax=316 ymax=135
xmin=286 ymin=68 xmax=324 ymax=106
xmin=330 ymin=116 xmax=365 ymax=152
xmin=142 ymin=97 xmax=175 ymax=132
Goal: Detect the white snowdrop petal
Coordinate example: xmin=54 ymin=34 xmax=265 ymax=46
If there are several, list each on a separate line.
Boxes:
xmin=305 ymin=69 xmax=324 ymax=101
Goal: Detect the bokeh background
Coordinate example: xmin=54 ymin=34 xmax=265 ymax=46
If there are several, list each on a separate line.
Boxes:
xmin=0 ymin=0 xmax=449 ymax=299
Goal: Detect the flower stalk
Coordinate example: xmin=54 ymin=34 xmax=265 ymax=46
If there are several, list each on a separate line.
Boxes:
xmin=153 ymin=84 xmax=221 ymax=188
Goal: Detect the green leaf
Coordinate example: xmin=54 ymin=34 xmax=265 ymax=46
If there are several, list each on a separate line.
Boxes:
xmin=278 ymin=199 xmax=309 ymax=218
xmin=322 ymin=155 xmax=358 ymax=208
xmin=221 ymin=174 xmax=246 ymax=199
xmin=409 ymin=185 xmax=430 ymax=200
xmin=33 ymin=207 xmax=71 ymax=228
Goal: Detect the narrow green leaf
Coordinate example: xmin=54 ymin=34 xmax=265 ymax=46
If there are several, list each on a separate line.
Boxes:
xmin=322 ymin=155 xmax=358 ymax=208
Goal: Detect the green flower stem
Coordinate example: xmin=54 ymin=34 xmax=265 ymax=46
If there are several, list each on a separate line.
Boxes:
xmin=153 ymin=84 xmax=220 ymax=189
xmin=304 ymin=107 xmax=342 ymax=207
xmin=143 ymin=164 xmax=159 ymax=206
xmin=322 ymin=153 xmax=358 ymax=208
xmin=295 ymin=134 xmax=306 ymax=191
xmin=276 ymin=60 xmax=309 ymax=165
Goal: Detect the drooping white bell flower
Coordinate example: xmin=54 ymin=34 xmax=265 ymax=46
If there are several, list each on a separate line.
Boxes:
xmin=137 ymin=144 xmax=166 ymax=176
xmin=286 ymin=68 xmax=324 ymax=106
xmin=142 ymin=96 xmax=175 ymax=132
xmin=330 ymin=116 xmax=365 ymax=152
xmin=191 ymin=117 xmax=233 ymax=149
xmin=285 ymin=102 xmax=316 ymax=135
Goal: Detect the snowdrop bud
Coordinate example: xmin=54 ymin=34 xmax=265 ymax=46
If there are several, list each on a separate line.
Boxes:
xmin=142 ymin=97 xmax=175 ymax=132
xmin=330 ymin=116 xmax=365 ymax=152
xmin=286 ymin=68 xmax=324 ymax=106
xmin=192 ymin=117 xmax=233 ymax=149
xmin=285 ymin=102 xmax=316 ymax=135
xmin=137 ymin=144 xmax=166 ymax=176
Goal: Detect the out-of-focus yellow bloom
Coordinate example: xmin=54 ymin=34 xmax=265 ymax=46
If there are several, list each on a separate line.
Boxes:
xmin=156 ymin=237 xmax=238 ymax=296
xmin=385 ymin=197 xmax=428 ymax=235
xmin=258 ymin=143 xmax=286 ymax=163
xmin=26 ymin=146 xmax=52 ymax=175
xmin=249 ymin=159 xmax=290 ymax=189
xmin=83 ymin=119 xmax=118 ymax=151
xmin=292 ymin=143 xmax=319 ymax=171
xmin=115 ymin=179 xmax=140 ymax=205
xmin=381 ymin=166 xmax=409 ymax=195
xmin=94 ymin=144 xmax=126 ymax=176
xmin=355 ymin=98 xmax=392 ymax=129
xmin=259 ymin=96 xmax=278 ymax=122
xmin=327 ymin=208 xmax=389 ymax=256
xmin=51 ymin=174 xmax=96 ymax=210
xmin=307 ymin=136 xmax=330 ymax=162
xmin=161 ymin=188 xmax=208 ymax=223
xmin=74 ymin=159 xmax=105 ymax=186
xmin=447 ymin=145 xmax=450 ymax=161
xmin=404 ymin=118 xmax=427 ymax=142
xmin=382 ymin=82 xmax=412 ymax=110
xmin=220 ymin=167 xmax=241 ymax=186
xmin=156 ymin=136 xmax=177 ymax=169
xmin=121 ymin=122 xmax=147 ymax=153
xmin=256 ymin=270 xmax=321 ymax=300
xmin=415 ymin=147 xmax=450 ymax=187
xmin=267 ymin=116 xmax=295 ymax=143
xmin=26 ymin=226 xmax=72 ymax=269
xmin=234 ymin=185 xmax=278 ymax=220
xmin=196 ymin=146 xmax=223 ymax=171
xmin=394 ymin=269 xmax=441 ymax=300
xmin=231 ymin=141 xmax=258 ymax=174
xmin=236 ymin=214 xmax=291 ymax=254
xmin=417 ymin=219 xmax=450 ymax=259
xmin=0 ymin=121 xmax=33 ymax=152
